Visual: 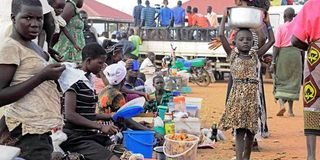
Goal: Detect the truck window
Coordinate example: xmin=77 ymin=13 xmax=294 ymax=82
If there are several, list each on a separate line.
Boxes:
xmin=270 ymin=13 xmax=281 ymax=31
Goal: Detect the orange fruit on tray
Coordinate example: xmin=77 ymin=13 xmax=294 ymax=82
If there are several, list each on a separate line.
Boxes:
xmin=168 ymin=133 xmax=196 ymax=141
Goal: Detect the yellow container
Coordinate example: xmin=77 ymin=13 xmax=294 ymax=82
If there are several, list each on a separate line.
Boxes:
xmin=165 ymin=122 xmax=175 ymax=135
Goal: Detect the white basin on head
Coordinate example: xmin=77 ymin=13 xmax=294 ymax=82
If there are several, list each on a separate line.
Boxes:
xmin=228 ymin=6 xmax=265 ymax=29
xmin=0 ymin=145 xmax=21 ymax=160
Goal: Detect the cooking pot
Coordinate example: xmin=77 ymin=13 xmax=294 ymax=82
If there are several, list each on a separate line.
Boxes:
xmin=228 ymin=7 xmax=265 ymax=29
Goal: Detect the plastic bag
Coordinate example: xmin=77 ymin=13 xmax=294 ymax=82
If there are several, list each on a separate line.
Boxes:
xmin=58 ymin=62 xmax=94 ymax=93
xmin=50 ymin=130 xmax=68 ymax=154
xmin=129 ymin=153 xmax=144 ymax=160
xmin=154 ymin=116 xmax=164 ymax=127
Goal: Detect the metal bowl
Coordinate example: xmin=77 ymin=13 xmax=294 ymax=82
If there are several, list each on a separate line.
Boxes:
xmin=228 ymin=7 xmax=265 ymax=29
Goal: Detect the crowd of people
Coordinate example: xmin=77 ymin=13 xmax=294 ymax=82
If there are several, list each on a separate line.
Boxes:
xmin=132 ymin=0 xmax=219 ymax=41
xmin=133 ymin=0 xmax=218 ymax=29
xmin=0 ymin=0 xmax=319 ymax=160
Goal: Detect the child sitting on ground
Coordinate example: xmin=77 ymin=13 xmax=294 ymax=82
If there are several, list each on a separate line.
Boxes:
xmin=145 ymin=75 xmax=172 ymax=113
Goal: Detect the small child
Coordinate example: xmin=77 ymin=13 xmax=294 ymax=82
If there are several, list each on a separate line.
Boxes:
xmin=218 ymin=9 xmax=274 ymax=160
xmin=48 ymin=0 xmax=81 ymax=51
xmin=144 ymin=75 xmax=172 ymax=112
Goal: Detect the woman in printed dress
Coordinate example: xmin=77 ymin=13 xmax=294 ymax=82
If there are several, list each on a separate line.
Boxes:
xmin=291 ymin=0 xmax=320 ymax=159
xmin=53 ymin=0 xmax=85 ymax=62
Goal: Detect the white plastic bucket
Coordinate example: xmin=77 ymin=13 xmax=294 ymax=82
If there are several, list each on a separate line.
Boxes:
xmin=0 ymin=145 xmax=21 ymax=160
xmin=185 ymin=97 xmax=203 ymax=109
xmin=174 ymin=118 xmax=201 ymax=135
xmin=163 ymin=134 xmax=199 ymax=160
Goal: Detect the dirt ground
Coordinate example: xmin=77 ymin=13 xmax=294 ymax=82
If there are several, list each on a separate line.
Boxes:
xmin=189 ymin=81 xmax=320 ymax=160
xmin=1 ymin=81 xmax=319 ymax=160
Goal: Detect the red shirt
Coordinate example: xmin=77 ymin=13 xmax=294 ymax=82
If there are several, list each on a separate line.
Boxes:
xmin=187 ymin=13 xmax=193 ymax=26
xmin=192 ymin=14 xmax=209 ymax=28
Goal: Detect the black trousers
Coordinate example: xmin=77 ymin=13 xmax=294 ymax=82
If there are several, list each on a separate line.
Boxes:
xmin=61 ymin=128 xmax=114 ymax=160
xmin=9 ymin=124 xmax=53 ymax=160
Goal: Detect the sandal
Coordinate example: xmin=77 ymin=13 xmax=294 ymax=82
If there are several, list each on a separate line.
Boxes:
xmin=276 ymin=107 xmax=286 ymax=116
xmin=120 ymin=150 xmax=133 ymax=160
xmin=108 ymin=144 xmax=127 ymax=157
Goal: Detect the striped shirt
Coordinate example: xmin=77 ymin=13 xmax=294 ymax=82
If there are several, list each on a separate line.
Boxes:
xmin=64 ymin=80 xmax=98 ymax=130
xmin=133 ymin=4 xmax=144 ymax=26
xmin=141 ymin=6 xmax=157 ymax=27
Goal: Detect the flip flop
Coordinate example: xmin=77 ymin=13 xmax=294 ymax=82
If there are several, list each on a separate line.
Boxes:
xmin=276 ymin=107 xmax=286 ymax=116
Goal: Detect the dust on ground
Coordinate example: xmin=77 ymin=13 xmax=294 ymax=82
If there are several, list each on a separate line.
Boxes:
xmin=191 ymin=82 xmax=320 ymax=160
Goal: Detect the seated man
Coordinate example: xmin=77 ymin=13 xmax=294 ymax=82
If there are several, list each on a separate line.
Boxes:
xmin=124 ymin=59 xmax=146 ymax=102
xmin=140 ymin=52 xmax=156 ymax=93
xmin=145 ymin=75 xmax=173 ymax=112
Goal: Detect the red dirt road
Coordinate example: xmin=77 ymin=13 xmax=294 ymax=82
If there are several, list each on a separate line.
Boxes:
xmin=189 ymin=82 xmax=320 ymax=160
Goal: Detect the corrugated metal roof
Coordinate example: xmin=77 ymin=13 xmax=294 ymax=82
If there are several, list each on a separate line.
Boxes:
xmin=82 ymin=0 xmax=133 ymax=23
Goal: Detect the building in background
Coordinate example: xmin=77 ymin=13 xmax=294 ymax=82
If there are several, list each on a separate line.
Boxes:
xmin=82 ymin=0 xmax=133 ymax=36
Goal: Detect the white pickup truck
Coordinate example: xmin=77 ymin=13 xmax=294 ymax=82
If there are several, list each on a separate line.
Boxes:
xmin=139 ymin=5 xmax=303 ymax=78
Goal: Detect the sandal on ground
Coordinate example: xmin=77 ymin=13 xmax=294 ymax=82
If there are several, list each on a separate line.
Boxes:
xmin=276 ymin=107 xmax=286 ymax=116
xmin=120 ymin=150 xmax=133 ymax=160
xmin=108 ymin=144 xmax=127 ymax=157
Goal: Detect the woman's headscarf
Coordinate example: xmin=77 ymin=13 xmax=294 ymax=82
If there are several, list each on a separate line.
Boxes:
xmin=103 ymin=63 xmax=127 ymax=85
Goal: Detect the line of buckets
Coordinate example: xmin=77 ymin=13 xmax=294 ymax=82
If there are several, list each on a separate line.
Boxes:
xmin=124 ymin=130 xmax=199 ymax=159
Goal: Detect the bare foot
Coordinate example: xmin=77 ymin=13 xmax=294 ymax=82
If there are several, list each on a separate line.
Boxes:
xmin=288 ymin=113 xmax=295 ymax=117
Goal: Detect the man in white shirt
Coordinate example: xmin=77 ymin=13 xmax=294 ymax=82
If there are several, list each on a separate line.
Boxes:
xmin=206 ymin=6 xmax=219 ymax=28
xmin=140 ymin=52 xmax=156 ymax=93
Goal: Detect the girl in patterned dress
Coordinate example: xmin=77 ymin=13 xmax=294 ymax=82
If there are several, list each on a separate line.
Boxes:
xmin=218 ymin=10 xmax=275 ymax=160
